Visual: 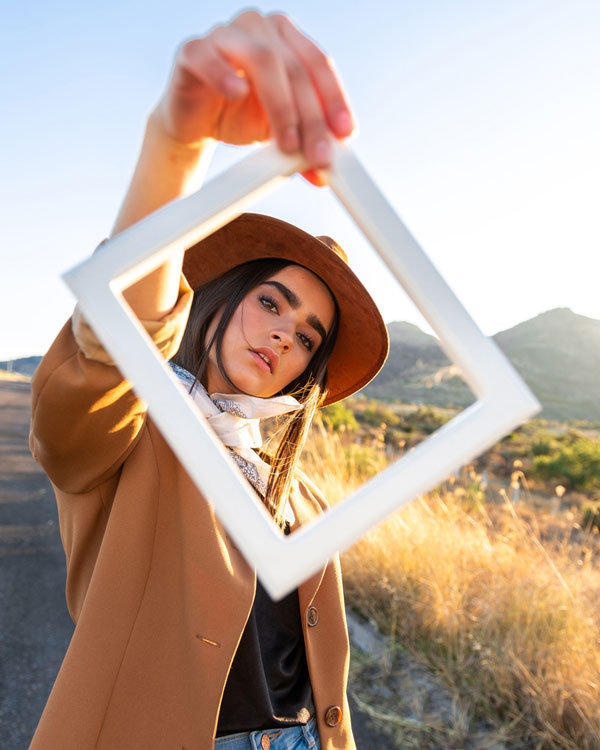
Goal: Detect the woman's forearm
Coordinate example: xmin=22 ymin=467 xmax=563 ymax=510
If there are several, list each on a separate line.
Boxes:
xmin=111 ymin=107 xmax=212 ymax=235
xmin=114 ymin=108 xmax=213 ymax=320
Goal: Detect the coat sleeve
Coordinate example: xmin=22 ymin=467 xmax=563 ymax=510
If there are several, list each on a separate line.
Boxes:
xmin=29 ymin=276 xmax=192 ymax=494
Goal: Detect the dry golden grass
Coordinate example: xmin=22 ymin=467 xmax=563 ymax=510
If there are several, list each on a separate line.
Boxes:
xmin=301 ymin=417 xmax=600 ymax=749
xmin=0 ymin=368 xmax=29 ymax=382
xmin=299 ymin=416 xmax=387 ymax=503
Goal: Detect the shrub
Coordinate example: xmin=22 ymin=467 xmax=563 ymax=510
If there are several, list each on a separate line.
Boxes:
xmin=320 ymin=401 xmax=359 ymax=432
xmin=405 ymin=406 xmax=450 ymax=435
xmin=531 ymin=430 xmax=559 ymax=456
xmin=532 ymin=438 xmax=600 ymax=491
xmin=581 ymin=502 xmax=600 ymax=532
xmin=360 ymin=402 xmax=400 ymax=429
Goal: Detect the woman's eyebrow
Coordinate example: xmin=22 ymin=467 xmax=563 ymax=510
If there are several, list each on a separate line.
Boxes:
xmin=263 ymin=280 xmax=327 ymax=340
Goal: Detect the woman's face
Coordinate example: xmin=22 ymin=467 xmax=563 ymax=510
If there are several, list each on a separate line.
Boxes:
xmin=205 ymin=265 xmax=336 ymax=397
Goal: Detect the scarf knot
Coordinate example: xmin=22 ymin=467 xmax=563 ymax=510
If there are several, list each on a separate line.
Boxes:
xmin=169 ymin=363 xmax=302 ymax=522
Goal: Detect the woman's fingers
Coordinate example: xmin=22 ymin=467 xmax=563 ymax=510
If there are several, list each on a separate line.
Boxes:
xmin=273 ymin=14 xmax=355 ymax=138
xmin=230 ymin=12 xmax=335 ymax=166
xmin=177 ymin=34 xmax=250 ymax=101
xmin=166 ymin=11 xmax=355 ymax=168
xmin=212 ymin=21 xmax=301 ymax=153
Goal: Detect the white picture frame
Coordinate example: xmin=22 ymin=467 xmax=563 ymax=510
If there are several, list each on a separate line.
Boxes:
xmin=63 ymin=140 xmax=540 ymax=599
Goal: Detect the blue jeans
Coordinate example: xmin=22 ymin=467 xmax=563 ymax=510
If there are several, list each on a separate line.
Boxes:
xmin=214 ymin=716 xmax=321 ymax=750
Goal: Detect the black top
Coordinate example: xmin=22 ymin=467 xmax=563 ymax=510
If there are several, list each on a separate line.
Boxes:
xmin=215 ymin=578 xmax=314 ymax=736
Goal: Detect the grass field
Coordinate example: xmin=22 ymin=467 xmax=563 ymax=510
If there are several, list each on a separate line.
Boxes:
xmin=300 ymin=413 xmax=600 ymax=749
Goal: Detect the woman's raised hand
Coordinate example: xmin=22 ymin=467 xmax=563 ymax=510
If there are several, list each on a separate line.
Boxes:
xmin=115 ymin=11 xmax=353 ymax=314
xmin=154 ymin=10 xmax=355 ymax=171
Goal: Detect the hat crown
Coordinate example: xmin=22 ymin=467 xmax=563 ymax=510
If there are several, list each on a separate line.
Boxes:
xmin=316 ymin=236 xmax=348 ymax=264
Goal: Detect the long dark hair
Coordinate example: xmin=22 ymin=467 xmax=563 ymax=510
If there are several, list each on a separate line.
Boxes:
xmin=171 ymin=258 xmax=340 ymax=529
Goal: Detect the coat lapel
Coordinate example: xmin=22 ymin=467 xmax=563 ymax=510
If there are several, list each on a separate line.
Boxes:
xmin=289 ymin=479 xmax=328 ymax=608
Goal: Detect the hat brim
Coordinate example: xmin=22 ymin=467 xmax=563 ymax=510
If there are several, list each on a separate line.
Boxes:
xmin=182 ymin=213 xmax=389 ymax=406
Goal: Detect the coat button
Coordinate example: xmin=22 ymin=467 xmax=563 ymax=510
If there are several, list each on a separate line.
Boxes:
xmin=324 ymin=705 xmax=342 ymax=727
xmin=307 ymin=606 xmax=319 ymax=627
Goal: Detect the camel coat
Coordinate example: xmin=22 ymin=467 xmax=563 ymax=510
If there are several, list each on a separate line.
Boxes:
xmin=29 ymin=281 xmax=356 ymax=749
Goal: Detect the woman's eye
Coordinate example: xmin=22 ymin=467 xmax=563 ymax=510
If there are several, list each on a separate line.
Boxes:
xmin=259 ymin=295 xmax=278 ymax=312
xmin=259 ymin=293 xmax=313 ymax=352
xmin=298 ymin=332 xmax=314 ymax=352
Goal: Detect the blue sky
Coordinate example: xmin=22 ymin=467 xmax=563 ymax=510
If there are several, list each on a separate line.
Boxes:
xmin=1 ymin=0 xmax=598 ymax=359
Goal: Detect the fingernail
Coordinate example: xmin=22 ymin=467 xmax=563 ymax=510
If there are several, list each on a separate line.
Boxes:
xmin=224 ymin=73 xmax=249 ymax=97
xmin=313 ymin=140 xmax=332 ymax=165
xmin=283 ymin=126 xmax=300 ymax=152
xmin=334 ymin=111 xmax=354 ymax=134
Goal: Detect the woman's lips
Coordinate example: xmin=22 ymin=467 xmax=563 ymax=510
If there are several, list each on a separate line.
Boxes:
xmin=250 ymin=347 xmax=279 ymax=374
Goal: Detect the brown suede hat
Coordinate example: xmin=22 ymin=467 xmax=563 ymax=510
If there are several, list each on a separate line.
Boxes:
xmin=183 ymin=213 xmax=389 ymax=406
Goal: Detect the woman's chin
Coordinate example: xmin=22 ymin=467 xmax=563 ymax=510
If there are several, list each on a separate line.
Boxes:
xmin=208 ymin=372 xmax=272 ymax=399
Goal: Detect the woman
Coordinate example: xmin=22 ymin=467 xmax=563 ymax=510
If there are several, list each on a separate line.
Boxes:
xmin=29 ymin=11 xmax=388 ymax=750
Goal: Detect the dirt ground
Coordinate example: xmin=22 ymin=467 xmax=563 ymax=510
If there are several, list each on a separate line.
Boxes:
xmin=0 ymin=379 xmax=391 ymax=749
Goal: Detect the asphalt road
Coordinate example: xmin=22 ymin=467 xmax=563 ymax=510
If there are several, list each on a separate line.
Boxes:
xmin=0 ymin=380 xmax=74 ymax=748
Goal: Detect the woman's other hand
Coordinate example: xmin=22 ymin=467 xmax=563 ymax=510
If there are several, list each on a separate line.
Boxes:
xmin=154 ymin=10 xmax=355 ymax=175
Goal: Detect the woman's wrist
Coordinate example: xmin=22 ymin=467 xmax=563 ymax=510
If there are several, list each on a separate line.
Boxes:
xmin=145 ymin=104 xmax=213 ymax=156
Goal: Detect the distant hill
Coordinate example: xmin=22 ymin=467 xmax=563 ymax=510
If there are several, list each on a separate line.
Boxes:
xmin=494 ymin=308 xmax=600 ymax=421
xmin=0 ymin=356 xmax=41 ymax=379
xmin=363 ymin=308 xmax=600 ymax=422
xmin=362 ymin=322 xmax=472 ymax=407
xmin=2 ymin=308 xmax=598 ymax=421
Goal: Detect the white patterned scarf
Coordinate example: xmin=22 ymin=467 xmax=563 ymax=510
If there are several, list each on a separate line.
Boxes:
xmin=169 ymin=362 xmax=302 ymax=524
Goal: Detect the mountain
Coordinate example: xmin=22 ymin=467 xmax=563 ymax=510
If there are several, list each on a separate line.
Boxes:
xmin=363 ymin=308 xmax=600 ymax=422
xmin=493 ymin=308 xmax=600 ymax=421
xmin=0 ymin=356 xmax=42 ymax=378
xmin=2 ymin=309 xmax=598 ymax=421
xmin=362 ymin=322 xmax=472 ymax=407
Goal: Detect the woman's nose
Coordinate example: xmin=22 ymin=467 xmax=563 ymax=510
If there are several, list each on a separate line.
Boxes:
xmin=270 ymin=328 xmax=293 ymax=351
